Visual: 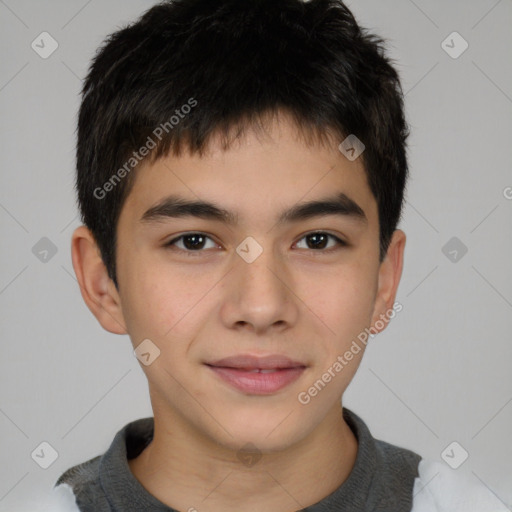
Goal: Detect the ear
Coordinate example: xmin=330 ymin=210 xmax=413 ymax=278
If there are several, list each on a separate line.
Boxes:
xmin=369 ymin=229 xmax=406 ymax=334
xmin=71 ymin=225 xmax=127 ymax=335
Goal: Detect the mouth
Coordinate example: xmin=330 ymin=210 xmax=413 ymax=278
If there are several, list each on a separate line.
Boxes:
xmin=205 ymin=354 xmax=307 ymax=395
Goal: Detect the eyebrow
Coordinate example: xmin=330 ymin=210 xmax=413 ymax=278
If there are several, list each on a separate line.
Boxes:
xmin=140 ymin=192 xmax=367 ymax=226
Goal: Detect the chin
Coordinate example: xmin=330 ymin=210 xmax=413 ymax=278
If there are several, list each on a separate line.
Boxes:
xmin=208 ymin=408 xmax=309 ymax=454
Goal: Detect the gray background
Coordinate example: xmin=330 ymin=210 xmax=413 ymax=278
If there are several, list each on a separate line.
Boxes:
xmin=1 ymin=0 xmax=511 ymax=510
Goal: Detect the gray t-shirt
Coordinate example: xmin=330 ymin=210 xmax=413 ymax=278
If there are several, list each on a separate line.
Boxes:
xmin=55 ymin=407 xmax=422 ymax=511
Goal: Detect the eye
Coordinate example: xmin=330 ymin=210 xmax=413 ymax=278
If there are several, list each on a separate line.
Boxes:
xmin=165 ymin=231 xmax=347 ymax=255
xmin=294 ymin=231 xmax=346 ymax=251
xmin=165 ymin=233 xmax=218 ymax=253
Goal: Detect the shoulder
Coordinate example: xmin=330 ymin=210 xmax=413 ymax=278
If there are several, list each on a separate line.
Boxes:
xmin=50 ymin=454 xmax=109 ymax=511
xmin=41 ymin=483 xmax=81 ymax=512
xmin=411 ymin=458 xmax=509 ymax=512
xmin=15 ymin=483 xmax=81 ymax=512
xmin=54 ymin=454 xmax=102 ymax=491
xmin=30 ymin=454 xmax=103 ymax=512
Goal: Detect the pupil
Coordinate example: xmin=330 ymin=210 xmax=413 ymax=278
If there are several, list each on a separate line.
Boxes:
xmin=309 ymin=233 xmax=327 ymax=249
xmin=184 ymin=234 xmax=204 ymax=250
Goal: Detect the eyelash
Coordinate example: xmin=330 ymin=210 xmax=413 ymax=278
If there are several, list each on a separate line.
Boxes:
xmin=164 ymin=231 xmax=347 ymax=256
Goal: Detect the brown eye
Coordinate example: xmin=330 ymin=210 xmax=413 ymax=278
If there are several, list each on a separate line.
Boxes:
xmin=295 ymin=232 xmax=346 ymax=251
xmin=166 ymin=233 xmax=217 ymax=252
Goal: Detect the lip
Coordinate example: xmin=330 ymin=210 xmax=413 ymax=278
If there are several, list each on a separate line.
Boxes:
xmin=205 ymin=354 xmax=307 ymax=395
xmin=208 ymin=354 xmax=305 ymax=370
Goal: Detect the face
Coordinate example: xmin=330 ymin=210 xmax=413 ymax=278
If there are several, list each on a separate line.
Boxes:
xmin=74 ymin=113 xmax=405 ymax=453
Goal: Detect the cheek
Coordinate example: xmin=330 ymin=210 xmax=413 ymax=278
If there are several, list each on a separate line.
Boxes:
xmin=119 ymin=258 xmax=180 ymax=344
xmin=122 ymin=257 xmax=218 ymax=355
xmin=303 ymin=262 xmax=377 ymax=347
xmin=296 ymin=268 xmax=376 ymax=410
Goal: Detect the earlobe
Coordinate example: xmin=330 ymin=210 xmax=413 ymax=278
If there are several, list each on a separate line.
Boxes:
xmin=370 ymin=229 xmax=406 ymax=333
xmin=71 ymin=225 xmax=127 ymax=335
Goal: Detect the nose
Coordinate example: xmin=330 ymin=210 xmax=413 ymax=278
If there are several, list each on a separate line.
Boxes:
xmin=219 ymin=241 xmax=299 ymax=336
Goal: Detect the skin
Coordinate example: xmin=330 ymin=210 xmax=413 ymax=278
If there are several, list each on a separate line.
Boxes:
xmin=71 ymin=112 xmax=406 ymax=512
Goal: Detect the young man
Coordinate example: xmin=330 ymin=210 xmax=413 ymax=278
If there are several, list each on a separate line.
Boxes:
xmin=45 ymin=0 xmax=506 ymax=510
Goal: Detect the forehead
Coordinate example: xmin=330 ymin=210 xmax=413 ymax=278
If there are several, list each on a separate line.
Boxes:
xmin=120 ymin=115 xmax=377 ymax=230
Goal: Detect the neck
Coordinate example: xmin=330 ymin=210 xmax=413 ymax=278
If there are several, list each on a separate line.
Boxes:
xmin=129 ymin=403 xmax=358 ymax=512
